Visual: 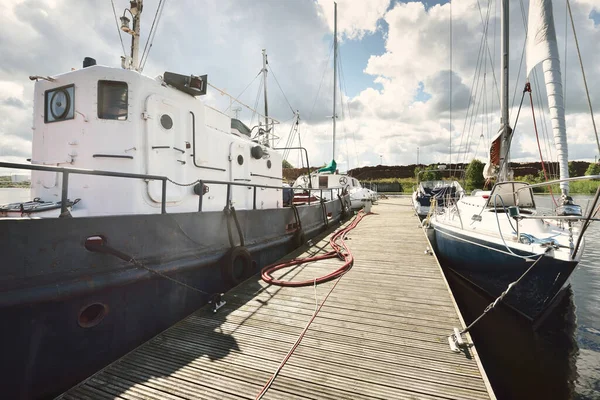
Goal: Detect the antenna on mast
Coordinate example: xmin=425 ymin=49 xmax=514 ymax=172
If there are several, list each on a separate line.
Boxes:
xmin=332 ymin=2 xmax=338 ymax=162
xmin=262 ymin=49 xmax=271 ymax=147
xmin=119 ymin=0 xmax=143 ymax=70
xmin=232 ymin=106 xmax=242 ymax=120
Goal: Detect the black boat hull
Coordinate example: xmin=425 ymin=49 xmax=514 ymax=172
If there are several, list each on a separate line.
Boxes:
xmin=0 ymin=198 xmax=347 ymax=399
xmin=432 ymin=224 xmax=577 ymax=323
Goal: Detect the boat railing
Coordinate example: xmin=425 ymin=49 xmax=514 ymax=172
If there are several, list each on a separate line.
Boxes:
xmin=516 ymin=174 xmax=600 ymax=191
xmin=0 ymin=161 xmax=344 ymax=215
xmin=196 ymin=179 xmax=343 ymax=212
xmin=0 ymin=161 xmax=170 ymax=215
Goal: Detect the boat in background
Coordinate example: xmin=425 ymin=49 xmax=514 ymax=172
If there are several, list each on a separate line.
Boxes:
xmin=0 ymin=1 xmax=349 ymax=398
xmin=412 ymin=180 xmax=463 ymax=220
xmin=291 ymin=4 xmax=374 ymax=211
xmin=428 ymin=0 xmax=599 ymax=323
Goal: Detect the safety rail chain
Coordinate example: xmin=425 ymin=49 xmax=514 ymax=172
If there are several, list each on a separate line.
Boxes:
xmin=0 ymin=162 xmax=343 ymax=215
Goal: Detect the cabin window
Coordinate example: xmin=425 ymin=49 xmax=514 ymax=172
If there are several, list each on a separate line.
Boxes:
xmin=319 ymin=176 xmax=328 ymax=188
xmin=98 ymin=80 xmax=128 ymax=120
xmin=44 ymin=84 xmax=75 ymax=123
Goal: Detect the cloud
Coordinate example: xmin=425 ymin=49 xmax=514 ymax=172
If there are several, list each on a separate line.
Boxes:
xmin=2 ymin=97 xmax=26 ymax=108
xmin=316 ymin=0 xmax=391 ymax=40
xmin=0 ymin=0 xmax=599 ymax=174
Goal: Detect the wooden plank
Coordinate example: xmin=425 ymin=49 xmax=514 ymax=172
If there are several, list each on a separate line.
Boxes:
xmin=58 ymin=197 xmax=495 ymax=400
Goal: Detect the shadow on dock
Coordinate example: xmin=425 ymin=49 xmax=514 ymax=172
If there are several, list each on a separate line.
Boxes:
xmin=59 ymin=231 xmax=335 ymax=400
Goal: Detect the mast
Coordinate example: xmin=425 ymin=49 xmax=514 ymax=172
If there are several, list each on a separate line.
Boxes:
xmin=262 ymin=49 xmax=271 ymax=147
xmin=120 ymin=0 xmax=143 ymax=70
xmin=332 ymin=2 xmax=338 ymax=162
xmin=131 ymin=1 xmax=142 ymax=70
xmin=498 ymin=0 xmax=511 ymax=181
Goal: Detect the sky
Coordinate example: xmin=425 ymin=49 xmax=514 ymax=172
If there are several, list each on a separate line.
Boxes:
xmin=0 ymin=0 xmax=599 ymax=173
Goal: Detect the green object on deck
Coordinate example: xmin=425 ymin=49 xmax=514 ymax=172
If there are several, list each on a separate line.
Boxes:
xmin=317 ymin=159 xmax=337 ymax=174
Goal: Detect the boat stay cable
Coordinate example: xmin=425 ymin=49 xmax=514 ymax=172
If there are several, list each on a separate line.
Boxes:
xmin=526 ymin=83 xmax=559 ymax=206
xmin=224 ymin=70 xmax=263 ymax=113
xmin=139 ymin=0 xmax=167 ymax=71
xmin=307 ymin=41 xmax=334 ymax=122
xmin=110 ymin=0 xmax=126 ymax=56
xmin=268 ymin=64 xmax=295 ymax=115
xmin=455 ymin=1 xmax=492 ymax=169
xmin=566 ymin=0 xmax=600 ymax=158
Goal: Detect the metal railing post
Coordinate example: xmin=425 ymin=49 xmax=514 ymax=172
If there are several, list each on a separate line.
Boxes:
xmin=60 ymin=171 xmax=69 ymax=216
xmin=253 ymin=187 xmax=257 ymax=210
xmin=226 ymin=183 xmax=231 ymax=207
xmin=161 ymin=179 xmax=167 ymax=214
xmin=198 ymin=181 xmax=204 ymax=212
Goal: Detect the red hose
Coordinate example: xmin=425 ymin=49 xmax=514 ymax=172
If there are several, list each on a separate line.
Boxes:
xmin=255 ymin=210 xmax=367 ymax=400
xmin=261 ymin=210 xmax=366 ymax=287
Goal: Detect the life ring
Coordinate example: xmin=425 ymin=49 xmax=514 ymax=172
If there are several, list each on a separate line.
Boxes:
xmin=339 ymin=176 xmax=348 ymax=185
xmin=221 ymin=246 xmax=253 ymax=286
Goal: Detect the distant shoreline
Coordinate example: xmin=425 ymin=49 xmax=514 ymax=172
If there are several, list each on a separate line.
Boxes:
xmin=0 ymin=183 xmax=30 ymax=189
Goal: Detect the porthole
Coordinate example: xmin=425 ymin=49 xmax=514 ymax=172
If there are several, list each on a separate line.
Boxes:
xmin=160 ymin=114 xmax=173 ymax=130
xmin=237 ymin=155 xmax=244 ymax=165
xmin=78 ymin=303 xmax=108 ymax=328
xmin=267 ymin=160 xmax=272 ymax=169
xmin=50 ymin=89 xmax=70 ymax=119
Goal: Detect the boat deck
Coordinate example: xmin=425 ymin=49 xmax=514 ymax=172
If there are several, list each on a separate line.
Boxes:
xmin=58 ymin=197 xmax=495 ymax=400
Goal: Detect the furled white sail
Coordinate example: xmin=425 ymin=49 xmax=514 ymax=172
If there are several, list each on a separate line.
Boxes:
xmin=526 ymin=0 xmax=569 ymax=195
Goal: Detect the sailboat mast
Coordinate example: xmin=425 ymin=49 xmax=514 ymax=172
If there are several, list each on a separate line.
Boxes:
xmin=332 ymin=2 xmax=338 ymax=162
xmin=499 ymin=0 xmax=511 ymax=181
xmin=262 ymin=49 xmax=271 ymax=147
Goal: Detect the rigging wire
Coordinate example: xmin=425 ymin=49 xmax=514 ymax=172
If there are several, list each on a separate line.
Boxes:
xmin=566 ymin=0 xmax=600 ymax=158
xmin=250 ymin=77 xmax=264 ymax=127
xmin=527 ymin=83 xmax=559 ymax=206
xmin=308 ymin=41 xmax=334 ymax=121
xmin=140 ymin=0 xmax=167 ymax=71
xmin=110 ymin=0 xmax=127 ymax=56
xmin=269 ymin=64 xmax=296 ymax=115
xmin=224 ymin=70 xmax=263 ymax=113
xmin=476 ymin=0 xmax=501 ymax=104
xmin=337 ymin=46 xmax=358 ymax=170
xmin=336 ymin=55 xmax=350 ymax=171
xmin=456 ymin=0 xmax=494 ymax=168
xmin=449 ymin=0 xmax=453 ymax=169
xmin=518 ymin=0 xmax=556 ymax=178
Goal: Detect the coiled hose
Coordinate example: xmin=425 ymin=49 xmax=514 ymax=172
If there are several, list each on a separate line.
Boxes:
xmin=261 ymin=210 xmax=366 ymax=287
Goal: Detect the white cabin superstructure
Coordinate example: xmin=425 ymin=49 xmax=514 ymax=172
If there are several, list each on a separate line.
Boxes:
xmin=29 ymin=65 xmax=282 ymax=217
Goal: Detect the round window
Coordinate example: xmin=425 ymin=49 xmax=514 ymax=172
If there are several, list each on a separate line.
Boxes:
xmin=160 ymin=114 xmax=173 ymax=130
xmin=78 ymin=303 xmax=109 ymax=328
xmin=237 ymin=155 xmax=244 ymax=165
xmin=50 ymin=89 xmax=70 ymax=119
xmin=267 ymin=160 xmax=272 ymax=169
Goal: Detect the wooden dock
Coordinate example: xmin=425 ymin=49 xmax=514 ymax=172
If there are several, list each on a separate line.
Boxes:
xmin=59 ymin=197 xmax=495 ymax=400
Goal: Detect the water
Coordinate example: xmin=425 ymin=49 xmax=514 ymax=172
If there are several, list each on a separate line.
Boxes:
xmin=443 ymin=194 xmax=600 ymax=399
xmin=0 ymin=187 xmax=30 ymax=204
xmin=1 ymin=189 xmax=598 ymax=398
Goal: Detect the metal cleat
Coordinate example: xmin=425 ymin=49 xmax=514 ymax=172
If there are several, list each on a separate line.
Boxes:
xmin=209 ymin=293 xmax=226 ymax=313
xmin=448 ymin=327 xmax=465 ymax=353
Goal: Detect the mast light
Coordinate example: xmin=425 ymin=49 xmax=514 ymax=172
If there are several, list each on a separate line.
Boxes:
xmin=120 ymin=16 xmax=133 ymax=35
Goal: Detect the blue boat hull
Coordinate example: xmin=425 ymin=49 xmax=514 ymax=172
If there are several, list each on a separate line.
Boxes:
xmin=432 ymin=225 xmax=577 ymax=322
